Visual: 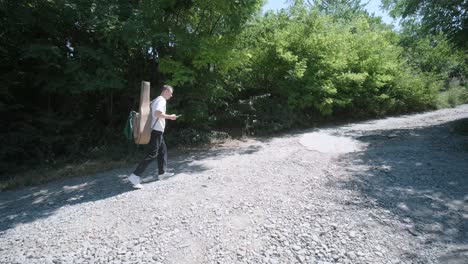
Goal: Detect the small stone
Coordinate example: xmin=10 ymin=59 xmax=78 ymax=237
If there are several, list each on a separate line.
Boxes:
xmin=269 ymin=258 xmax=279 ymax=264
xmin=292 ymin=245 xmax=301 ymax=251
xmin=346 ymin=251 xmax=357 ymax=259
xmin=296 ymin=254 xmax=305 ymax=263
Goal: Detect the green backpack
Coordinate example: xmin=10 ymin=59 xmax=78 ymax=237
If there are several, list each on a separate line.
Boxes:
xmin=123 ymin=81 xmax=155 ymax=144
xmin=123 ymin=111 xmax=136 ymax=141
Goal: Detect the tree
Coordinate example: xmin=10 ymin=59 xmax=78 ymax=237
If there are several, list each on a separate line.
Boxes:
xmin=0 ymin=0 xmax=263 ymax=175
xmin=307 ymin=0 xmax=367 ymax=20
xmin=232 ymin=3 xmax=438 ymax=125
xmin=382 ymin=0 xmax=468 ymax=48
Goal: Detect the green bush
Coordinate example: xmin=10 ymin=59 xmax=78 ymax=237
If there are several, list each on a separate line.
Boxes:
xmin=436 ymin=82 xmax=468 ymax=108
xmin=232 ymin=7 xmax=441 ymax=121
xmin=246 ymin=96 xmax=295 ymax=135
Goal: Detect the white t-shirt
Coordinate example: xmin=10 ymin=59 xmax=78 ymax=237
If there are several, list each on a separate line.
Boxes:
xmin=151 ymin=96 xmax=166 ymax=132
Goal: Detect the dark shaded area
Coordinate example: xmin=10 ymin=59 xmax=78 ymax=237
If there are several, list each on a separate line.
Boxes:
xmin=334 ymin=120 xmax=467 ymax=261
xmin=438 ymin=248 xmax=468 ymax=264
xmin=0 ymin=142 xmax=262 ymax=232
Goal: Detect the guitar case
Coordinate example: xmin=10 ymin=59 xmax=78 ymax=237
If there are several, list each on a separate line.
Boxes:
xmin=132 ymin=81 xmax=152 ymax=144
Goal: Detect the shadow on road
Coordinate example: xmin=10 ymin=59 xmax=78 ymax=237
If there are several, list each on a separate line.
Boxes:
xmin=0 ymin=142 xmax=262 ymax=232
xmin=334 ymin=120 xmax=467 ymax=261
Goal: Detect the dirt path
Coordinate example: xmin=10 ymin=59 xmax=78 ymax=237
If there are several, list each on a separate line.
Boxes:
xmin=1 ymin=105 xmax=467 ymax=264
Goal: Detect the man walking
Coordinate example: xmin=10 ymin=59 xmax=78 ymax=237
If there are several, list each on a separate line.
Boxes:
xmin=128 ymin=85 xmax=178 ymax=189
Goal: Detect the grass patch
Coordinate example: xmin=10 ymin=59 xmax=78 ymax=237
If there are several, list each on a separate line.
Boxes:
xmin=436 ymin=85 xmax=468 ymax=109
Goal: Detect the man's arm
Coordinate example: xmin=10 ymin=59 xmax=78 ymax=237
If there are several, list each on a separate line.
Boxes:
xmin=155 ymin=111 xmax=177 ymax=120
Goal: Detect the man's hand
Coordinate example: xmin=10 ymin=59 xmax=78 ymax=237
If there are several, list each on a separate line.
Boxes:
xmin=168 ymin=114 xmax=177 ymax=120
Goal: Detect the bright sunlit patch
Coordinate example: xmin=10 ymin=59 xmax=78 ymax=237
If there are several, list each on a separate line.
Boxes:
xmin=299 ymin=132 xmax=365 ymax=153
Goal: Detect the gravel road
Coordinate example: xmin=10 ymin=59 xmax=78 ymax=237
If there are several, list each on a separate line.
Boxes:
xmin=1 ymin=105 xmax=467 ymax=264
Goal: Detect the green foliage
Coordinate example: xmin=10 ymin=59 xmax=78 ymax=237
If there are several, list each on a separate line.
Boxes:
xmin=231 ymin=5 xmax=439 ymax=121
xmin=0 ymin=0 xmax=263 ymax=176
xmin=382 ymin=0 xmax=468 ymax=48
xmin=436 ymin=83 xmax=468 ymax=109
xmin=310 ymin=0 xmax=368 ymax=21
xmin=382 ymin=0 xmax=468 ymax=108
xmin=397 ymin=30 xmax=467 ymax=82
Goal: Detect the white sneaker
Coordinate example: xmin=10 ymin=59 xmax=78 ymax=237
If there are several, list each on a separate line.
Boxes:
xmin=133 ymin=183 xmax=143 ymax=189
xmin=128 ymin=173 xmax=142 ymax=187
xmin=159 ymin=172 xmax=175 ymax=179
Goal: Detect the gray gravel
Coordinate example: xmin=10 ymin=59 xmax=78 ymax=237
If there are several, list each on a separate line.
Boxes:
xmin=1 ymin=105 xmax=468 ymax=264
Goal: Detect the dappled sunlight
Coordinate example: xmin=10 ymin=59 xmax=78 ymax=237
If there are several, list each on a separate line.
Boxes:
xmin=334 ymin=121 xmax=468 ymax=245
xmin=0 ymin=141 xmax=266 ymax=232
xmin=63 ymin=182 xmax=93 ymax=191
xmin=0 ymin=171 xmax=131 ymax=232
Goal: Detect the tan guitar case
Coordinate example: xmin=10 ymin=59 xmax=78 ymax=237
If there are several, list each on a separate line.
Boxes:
xmin=132 ymin=81 xmax=152 ymax=144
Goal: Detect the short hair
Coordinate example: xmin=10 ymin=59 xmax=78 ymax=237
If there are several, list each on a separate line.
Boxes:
xmin=162 ymin=85 xmax=173 ymax=92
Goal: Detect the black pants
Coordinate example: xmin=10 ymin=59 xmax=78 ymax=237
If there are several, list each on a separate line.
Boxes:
xmin=133 ymin=130 xmax=167 ymax=176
